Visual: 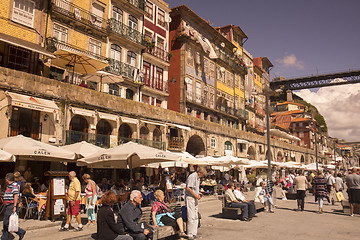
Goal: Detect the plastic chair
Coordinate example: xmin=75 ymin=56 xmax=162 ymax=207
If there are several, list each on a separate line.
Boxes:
xmin=19 ymin=196 xmax=37 ymax=220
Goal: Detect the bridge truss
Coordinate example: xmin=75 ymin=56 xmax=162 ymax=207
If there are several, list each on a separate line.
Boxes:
xmin=270 ymin=69 xmax=360 ymax=91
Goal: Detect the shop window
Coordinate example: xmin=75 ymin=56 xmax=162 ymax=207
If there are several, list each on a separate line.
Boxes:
xmin=10 ymin=107 xmax=40 ymax=140
xmin=12 ymin=0 xmax=35 ymax=28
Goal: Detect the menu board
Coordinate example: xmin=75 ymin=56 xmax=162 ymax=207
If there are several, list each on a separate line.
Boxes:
xmin=53 ymin=178 xmax=65 ymax=196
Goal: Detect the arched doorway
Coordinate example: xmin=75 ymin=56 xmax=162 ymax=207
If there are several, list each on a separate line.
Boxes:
xmin=247 ymin=146 xmax=256 ymax=160
xmin=277 ymin=151 xmax=283 ymax=162
xmin=153 ymin=128 xmax=162 ymax=149
xmin=126 ymin=89 xmax=134 ymax=100
xmin=224 ymin=141 xmax=233 ymax=156
xmin=96 ymin=120 xmax=112 ymax=147
xmin=119 ymin=123 xmax=132 ymax=144
xmin=265 ymin=150 xmax=273 ymax=161
xmin=300 ymin=155 xmax=305 ymax=164
xmin=139 ymin=126 xmax=149 ymax=145
xmin=69 ymin=115 xmax=88 ymax=143
xmin=186 ymin=135 xmax=205 ymax=156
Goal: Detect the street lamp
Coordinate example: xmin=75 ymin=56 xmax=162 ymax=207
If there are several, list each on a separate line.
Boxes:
xmin=252 ymin=85 xmax=275 ymax=180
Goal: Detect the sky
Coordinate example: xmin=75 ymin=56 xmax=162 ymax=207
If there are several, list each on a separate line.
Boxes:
xmin=168 ymin=0 xmax=360 ymax=141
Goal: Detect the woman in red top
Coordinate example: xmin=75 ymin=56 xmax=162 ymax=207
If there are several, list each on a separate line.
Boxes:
xmin=151 ymin=190 xmax=186 ymax=238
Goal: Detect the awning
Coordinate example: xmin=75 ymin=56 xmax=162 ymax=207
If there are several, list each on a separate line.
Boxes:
xmin=140 ymin=120 xmax=167 ymax=127
xmin=98 ymin=112 xmax=118 ymax=122
xmin=7 ymin=92 xmax=59 ymax=114
xmin=121 ymin=116 xmax=138 ymax=125
xmin=0 ymin=32 xmax=55 ymax=58
xmin=71 ymin=107 xmax=95 ymax=117
xmin=167 ymin=123 xmax=191 ymax=131
xmin=237 ymin=139 xmax=249 ymax=144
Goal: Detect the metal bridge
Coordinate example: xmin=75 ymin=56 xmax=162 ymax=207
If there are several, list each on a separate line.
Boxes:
xmin=270 ymin=69 xmax=360 ymax=91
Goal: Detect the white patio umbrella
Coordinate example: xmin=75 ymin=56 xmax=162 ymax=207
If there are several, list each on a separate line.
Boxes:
xmin=301 ymin=162 xmax=323 ymax=170
xmin=82 ymin=71 xmax=123 ymax=92
xmin=0 ymin=149 xmax=15 ymax=162
xmin=278 ymin=161 xmax=302 ymax=168
xmin=78 ymin=142 xmax=180 ymax=176
xmin=0 ymin=135 xmax=76 ymax=162
xmin=142 ymin=160 xmax=188 ymax=169
xmin=243 ymin=160 xmax=268 ymax=169
xmin=61 ymin=141 xmax=104 ymax=158
xmin=217 ymin=155 xmax=251 ymax=165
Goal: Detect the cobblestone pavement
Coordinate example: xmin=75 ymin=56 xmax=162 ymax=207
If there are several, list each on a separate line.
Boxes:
xmin=1 ymin=189 xmax=358 ymax=240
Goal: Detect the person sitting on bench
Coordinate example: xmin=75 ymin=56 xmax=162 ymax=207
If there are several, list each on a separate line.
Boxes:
xmin=225 ymin=182 xmax=255 ymax=221
xmin=233 ymin=183 xmax=257 ymax=217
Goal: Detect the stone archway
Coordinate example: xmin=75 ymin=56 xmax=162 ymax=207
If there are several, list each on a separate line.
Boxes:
xmin=300 ymin=155 xmax=305 ymax=164
xmin=69 ymin=115 xmax=89 ymax=143
xmin=96 ymin=120 xmax=112 ymax=147
xmin=119 ymin=123 xmax=133 ymax=144
xmin=277 ymin=151 xmax=283 ymax=162
xmin=186 ymin=135 xmax=205 ymax=156
xmin=265 ymin=150 xmax=273 ymax=161
xmin=247 ymin=146 xmax=256 ymax=160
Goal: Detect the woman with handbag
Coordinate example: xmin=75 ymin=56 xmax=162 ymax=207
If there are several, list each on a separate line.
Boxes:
xmin=82 ymin=174 xmax=97 ymax=225
xmin=151 ymin=190 xmax=187 ymax=239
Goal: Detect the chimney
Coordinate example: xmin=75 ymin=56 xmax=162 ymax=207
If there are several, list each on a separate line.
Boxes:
xmin=287 ymin=90 xmax=293 ymax=102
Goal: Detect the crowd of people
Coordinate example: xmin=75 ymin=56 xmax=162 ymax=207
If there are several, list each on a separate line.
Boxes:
xmin=2 ymin=165 xmax=360 ymax=240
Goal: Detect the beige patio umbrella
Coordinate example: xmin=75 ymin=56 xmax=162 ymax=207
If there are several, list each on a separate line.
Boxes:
xmin=78 ymin=142 xmax=180 ymax=177
xmin=51 ymin=49 xmax=109 ymax=75
xmin=61 ymin=141 xmax=104 ymax=158
xmin=82 ymin=71 xmax=123 ymax=84
xmin=0 ymin=149 xmax=15 ymax=162
xmin=0 ymin=135 xmax=76 ymax=162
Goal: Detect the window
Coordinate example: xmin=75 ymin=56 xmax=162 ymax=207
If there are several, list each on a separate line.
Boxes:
xmin=185 ymin=77 xmax=193 ymax=101
xmin=109 ymin=83 xmax=119 ymax=96
xmin=127 ymin=51 xmax=136 ymax=67
xmin=211 ymin=137 xmax=216 ymax=149
xmin=203 ymin=85 xmax=208 ymax=105
xmin=186 ymin=45 xmax=193 ymax=66
xmin=144 ymin=30 xmax=152 ymax=42
xmin=225 ymin=141 xmax=232 ymax=150
xmin=299 ymin=132 xmax=304 ymax=138
xmin=209 ymin=87 xmax=215 ymax=107
xmin=89 ymin=38 xmax=101 ymax=56
xmin=7 ymin=46 xmax=30 ymax=73
xmin=112 ymin=6 xmax=123 ymax=22
xmin=143 ymin=61 xmax=151 ymax=86
xmin=53 ymin=24 xmax=68 ymax=42
xmin=110 ymin=44 xmax=121 ymax=61
xmin=203 ymin=58 xmax=209 ymax=76
xmin=157 ymin=9 xmax=166 ymax=28
xmin=128 ymin=15 xmax=138 ymax=30
xmin=145 ymin=2 xmax=153 ymax=19
xmin=126 ymin=89 xmax=134 ymax=100
xmin=234 ymin=74 xmax=239 ymax=87
xmin=91 ymin=2 xmax=105 ymax=27
xmin=195 ymin=81 xmax=202 ymax=103
xmin=157 ymin=37 xmax=164 ymax=50
xmin=155 ymin=67 xmax=163 ymax=90
xmin=12 ymin=0 xmax=35 ymax=28
xmin=142 ymin=95 xmax=150 ymax=104
xmin=156 ymin=99 xmax=162 ymax=107
xmin=210 ymin=62 xmax=215 ymax=78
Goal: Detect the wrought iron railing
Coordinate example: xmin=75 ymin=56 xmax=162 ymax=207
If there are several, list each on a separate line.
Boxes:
xmin=106 ymin=58 xmax=140 ymax=80
xmin=144 ymin=45 xmax=170 ymax=63
xmin=235 ymin=108 xmax=249 ymax=120
xmin=51 ymin=0 xmax=107 ymax=31
xmin=168 ymin=138 xmax=184 ymax=150
xmin=107 ymin=18 xmax=145 ymax=46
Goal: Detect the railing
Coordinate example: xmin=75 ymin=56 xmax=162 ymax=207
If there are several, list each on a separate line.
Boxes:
xmin=118 ymin=137 xmax=166 ymax=150
xmin=144 ymin=45 xmax=170 ymax=63
xmin=235 ymin=108 xmax=249 ymax=120
xmin=143 ymin=74 xmax=168 ymax=92
xmin=126 ymin=0 xmax=145 ymax=11
xmin=46 ymin=37 xmax=106 ymax=61
xmin=168 ymin=137 xmax=184 ymax=150
xmin=51 ymin=0 xmax=107 ymax=31
xmin=66 ymin=130 xmax=111 ymax=148
xmin=107 ymin=18 xmax=145 ymax=46
xmin=106 ymin=58 xmax=140 ymax=81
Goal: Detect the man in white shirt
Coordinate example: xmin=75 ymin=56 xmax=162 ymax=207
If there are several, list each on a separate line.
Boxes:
xmin=326 ymin=171 xmax=337 ymax=205
xmin=233 ymin=183 xmax=256 ymax=217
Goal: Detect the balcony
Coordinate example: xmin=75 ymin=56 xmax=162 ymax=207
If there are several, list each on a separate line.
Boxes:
xmin=143 ymin=45 xmax=170 ymax=64
xmin=256 ymin=107 xmax=265 ymax=118
xmin=143 ymin=74 xmax=168 ymax=92
xmin=167 ymin=137 xmax=184 ymax=151
xmin=66 ymin=130 xmax=111 ymax=148
xmin=125 ymin=0 xmax=146 ymax=12
xmin=235 ymin=108 xmax=249 ymax=120
xmin=118 ymin=137 xmax=166 ymax=150
xmin=51 ymin=0 xmax=107 ymax=37
xmin=105 ymin=58 xmax=141 ymax=82
xmin=107 ymin=18 xmax=145 ymax=46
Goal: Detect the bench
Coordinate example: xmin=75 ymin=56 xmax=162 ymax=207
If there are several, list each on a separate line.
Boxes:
xmin=285 ymin=192 xmax=297 ymax=200
xmin=342 ymin=200 xmax=360 ymax=215
xmin=139 ymin=203 xmax=184 ymax=240
xmin=219 ymin=196 xmax=264 ymax=219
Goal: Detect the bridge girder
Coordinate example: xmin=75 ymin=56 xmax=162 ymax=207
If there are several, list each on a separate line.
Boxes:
xmin=270 ymin=70 xmax=360 ymax=91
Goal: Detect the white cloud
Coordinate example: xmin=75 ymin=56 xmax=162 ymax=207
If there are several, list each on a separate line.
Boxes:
xmin=296 ymin=84 xmax=360 ymax=141
xmin=276 ymin=54 xmax=304 ymax=69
